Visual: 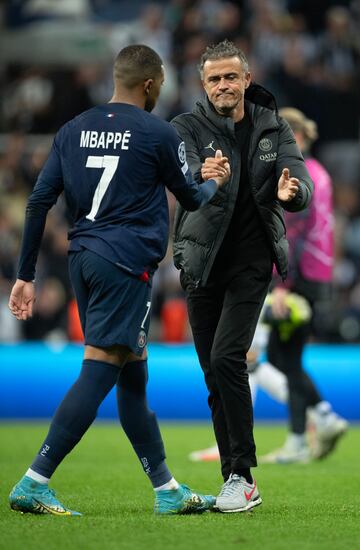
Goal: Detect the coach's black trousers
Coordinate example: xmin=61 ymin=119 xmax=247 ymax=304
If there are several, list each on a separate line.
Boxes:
xmin=183 ymin=253 xmax=272 ymax=481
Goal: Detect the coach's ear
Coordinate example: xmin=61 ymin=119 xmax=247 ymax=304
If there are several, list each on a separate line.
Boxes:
xmin=144 ymin=79 xmax=153 ymax=95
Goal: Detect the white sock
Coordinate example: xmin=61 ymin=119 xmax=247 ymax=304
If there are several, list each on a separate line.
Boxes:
xmin=26 ymin=468 xmax=50 ymax=484
xmin=154 ymin=477 xmax=180 ymax=492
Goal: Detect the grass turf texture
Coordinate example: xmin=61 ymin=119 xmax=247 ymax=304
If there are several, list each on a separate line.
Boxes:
xmin=0 ymin=423 xmax=359 ymax=550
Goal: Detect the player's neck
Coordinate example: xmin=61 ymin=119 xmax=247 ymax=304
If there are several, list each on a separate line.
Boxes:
xmin=109 ymin=90 xmax=146 ymax=110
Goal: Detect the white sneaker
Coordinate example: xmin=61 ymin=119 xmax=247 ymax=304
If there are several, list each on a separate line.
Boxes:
xmin=259 ymin=434 xmax=311 ymax=464
xmin=311 ymin=412 xmax=348 ymax=459
xmin=188 ymin=445 xmax=220 ymax=462
xmin=215 ymin=474 xmax=262 ymax=513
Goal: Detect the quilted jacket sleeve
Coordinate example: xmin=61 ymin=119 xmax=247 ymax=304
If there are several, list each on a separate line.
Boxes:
xmin=276 ymin=118 xmax=313 ymax=212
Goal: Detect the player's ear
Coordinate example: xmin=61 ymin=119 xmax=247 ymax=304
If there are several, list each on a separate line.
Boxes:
xmin=144 ymin=79 xmax=153 ymax=95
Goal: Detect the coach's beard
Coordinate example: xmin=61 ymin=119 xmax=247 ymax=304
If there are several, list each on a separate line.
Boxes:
xmin=214 ymin=95 xmax=241 ymax=117
xmin=216 ymin=104 xmax=236 ymax=116
xmin=214 ymin=101 xmax=240 ymax=117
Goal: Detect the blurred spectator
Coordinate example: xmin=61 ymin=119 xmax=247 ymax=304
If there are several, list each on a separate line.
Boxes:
xmin=316 ymin=6 xmax=358 ymax=92
xmin=3 ymin=68 xmax=54 ymax=132
xmin=5 ymin=0 xmax=92 ymax=27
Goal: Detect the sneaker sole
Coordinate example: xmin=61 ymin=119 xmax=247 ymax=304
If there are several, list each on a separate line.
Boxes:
xmin=155 ymin=507 xmax=211 ymax=515
xmin=10 ymin=503 xmax=33 ymax=514
xmin=314 ymin=425 xmax=348 ymax=460
xmin=10 ymin=499 xmax=79 ymax=516
xmin=215 ymin=496 xmax=262 ymax=513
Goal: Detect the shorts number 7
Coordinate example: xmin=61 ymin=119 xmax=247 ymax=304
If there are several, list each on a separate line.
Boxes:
xmin=141 ymin=301 xmax=151 ymax=329
xmin=86 ymin=155 xmax=120 ymax=221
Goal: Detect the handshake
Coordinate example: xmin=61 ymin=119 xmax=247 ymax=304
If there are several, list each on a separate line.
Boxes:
xmin=201 ymin=149 xmax=299 ymax=202
xmin=201 ymin=149 xmax=231 ymax=189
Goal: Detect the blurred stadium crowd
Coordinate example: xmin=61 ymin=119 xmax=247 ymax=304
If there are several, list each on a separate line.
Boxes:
xmin=0 ymin=0 xmax=359 ymax=343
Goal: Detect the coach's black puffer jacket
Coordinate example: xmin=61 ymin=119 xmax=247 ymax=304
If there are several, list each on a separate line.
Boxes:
xmin=171 ymin=83 xmax=313 ymax=287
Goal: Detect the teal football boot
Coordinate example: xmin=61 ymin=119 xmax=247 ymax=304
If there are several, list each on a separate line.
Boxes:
xmin=154 ymin=484 xmax=215 ymax=515
xmin=9 ymin=476 xmax=81 ymax=516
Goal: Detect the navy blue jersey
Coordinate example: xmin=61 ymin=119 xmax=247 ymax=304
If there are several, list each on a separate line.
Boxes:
xmin=17 ymin=103 xmax=218 ymax=281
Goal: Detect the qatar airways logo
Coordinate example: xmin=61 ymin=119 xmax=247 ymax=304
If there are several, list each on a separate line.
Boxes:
xmin=259 ymin=152 xmax=277 ymax=162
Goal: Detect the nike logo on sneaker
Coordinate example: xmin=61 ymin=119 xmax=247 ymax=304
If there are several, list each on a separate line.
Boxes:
xmin=244 ymin=481 xmax=257 ymax=501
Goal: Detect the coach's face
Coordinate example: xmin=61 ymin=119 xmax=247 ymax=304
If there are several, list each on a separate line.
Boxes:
xmin=202 ymin=57 xmax=251 ymax=117
xmin=144 ymin=67 xmax=164 ymax=112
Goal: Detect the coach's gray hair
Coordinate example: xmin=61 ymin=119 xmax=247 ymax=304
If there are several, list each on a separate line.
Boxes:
xmin=199 ymin=39 xmax=249 ymax=76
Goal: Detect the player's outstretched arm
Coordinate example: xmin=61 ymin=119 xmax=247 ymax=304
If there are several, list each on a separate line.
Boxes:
xmin=160 ymin=125 xmax=230 ymax=211
xmin=9 ymin=280 xmax=35 ymax=321
xmin=18 ymin=130 xmax=64 ymax=272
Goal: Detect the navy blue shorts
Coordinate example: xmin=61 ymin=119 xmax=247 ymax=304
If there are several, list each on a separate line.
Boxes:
xmin=68 ymin=249 xmax=152 ymax=355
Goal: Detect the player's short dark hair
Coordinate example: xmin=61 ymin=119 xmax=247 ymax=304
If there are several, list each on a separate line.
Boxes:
xmin=199 ymin=39 xmax=249 ymax=76
xmin=114 ymin=45 xmax=163 ymax=88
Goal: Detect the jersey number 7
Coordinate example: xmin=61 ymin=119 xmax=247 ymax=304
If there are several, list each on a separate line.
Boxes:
xmin=86 ymin=155 xmax=120 ymax=221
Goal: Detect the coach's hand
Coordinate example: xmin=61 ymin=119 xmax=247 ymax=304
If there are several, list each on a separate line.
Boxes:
xmin=201 ymin=149 xmax=231 ymax=188
xmin=277 ymin=168 xmax=299 ymax=201
xmin=9 ymin=279 xmax=35 ymax=321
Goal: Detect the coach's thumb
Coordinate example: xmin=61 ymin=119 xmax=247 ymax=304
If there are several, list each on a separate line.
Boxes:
xmin=215 ymin=149 xmax=223 ymax=159
xmin=282 ymin=168 xmax=290 ymax=179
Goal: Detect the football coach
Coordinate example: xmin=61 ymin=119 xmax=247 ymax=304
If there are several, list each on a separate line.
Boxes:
xmin=171 ymin=39 xmax=313 ymax=513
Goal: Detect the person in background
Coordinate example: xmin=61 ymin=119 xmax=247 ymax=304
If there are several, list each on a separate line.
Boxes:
xmin=260 ymin=107 xmax=348 ymax=463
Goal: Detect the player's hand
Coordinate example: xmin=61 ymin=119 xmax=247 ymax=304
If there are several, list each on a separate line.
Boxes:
xmin=270 ymin=287 xmax=289 ymax=319
xmin=8 ymin=279 xmax=36 ymax=321
xmin=277 ymin=168 xmax=299 ymax=201
xmin=201 ymin=149 xmax=231 ymax=187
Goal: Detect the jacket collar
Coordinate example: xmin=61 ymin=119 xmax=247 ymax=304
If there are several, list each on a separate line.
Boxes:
xmin=193 ymin=82 xmax=279 ymax=136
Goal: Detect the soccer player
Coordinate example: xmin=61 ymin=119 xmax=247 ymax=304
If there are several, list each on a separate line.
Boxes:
xmin=8 ymin=44 xmax=230 ymax=516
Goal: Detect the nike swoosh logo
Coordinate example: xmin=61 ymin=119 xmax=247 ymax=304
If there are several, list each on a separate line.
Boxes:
xmin=33 ymin=498 xmax=70 ymax=515
xmin=244 ymin=481 xmax=257 ymax=501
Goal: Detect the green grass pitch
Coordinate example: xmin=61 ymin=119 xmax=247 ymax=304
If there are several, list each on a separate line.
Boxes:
xmin=0 ymin=422 xmax=359 ymax=550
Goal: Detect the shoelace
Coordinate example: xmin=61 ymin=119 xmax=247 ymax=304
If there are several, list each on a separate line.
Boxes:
xmin=218 ymin=475 xmax=243 ymax=498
